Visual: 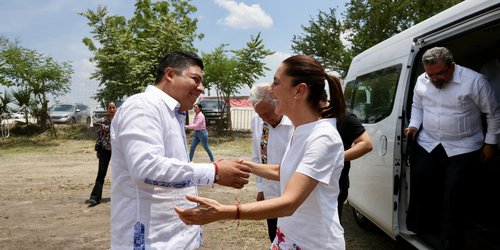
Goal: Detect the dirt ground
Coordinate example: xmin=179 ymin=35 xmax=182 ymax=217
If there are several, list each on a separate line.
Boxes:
xmin=0 ymin=127 xmax=416 ymax=250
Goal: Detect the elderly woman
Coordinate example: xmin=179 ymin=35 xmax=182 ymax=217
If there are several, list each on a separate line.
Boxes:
xmin=175 ymin=55 xmax=347 ymax=249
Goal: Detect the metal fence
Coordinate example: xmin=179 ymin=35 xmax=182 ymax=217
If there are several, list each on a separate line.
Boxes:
xmin=229 ymin=107 xmax=254 ymax=131
xmin=188 ymin=107 xmax=254 ymax=132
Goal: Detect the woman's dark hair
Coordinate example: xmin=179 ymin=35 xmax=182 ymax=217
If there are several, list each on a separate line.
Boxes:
xmin=282 ymin=55 xmax=345 ymax=120
xmin=155 ymin=51 xmax=204 ymax=84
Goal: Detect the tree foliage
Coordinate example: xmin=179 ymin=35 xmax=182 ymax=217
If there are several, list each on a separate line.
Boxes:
xmin=80 ymin=0 xmax=203 ymax=103
xmin=291 ymin=8 xmax=348 ymax=76
xmin=11 ymin=87 xmax=32 ymax=124
xmin=291 ymin=0 xmax=463 ymax=77
xmin=0 ymin=91 xmax=12 ymax=115
xmin=202 ymin=32 xmax=273 ymax=131
xmin=343 ymin=0 xmax=463 ymax=56
xmin=0 ymin=37 xmax=73 ymax=131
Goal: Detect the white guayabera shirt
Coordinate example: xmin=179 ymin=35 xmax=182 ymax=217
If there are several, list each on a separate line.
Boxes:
xmin=410 ymin=64 xmax=500 ymax=157
xmin=110 ymin=85 xmax=215 ymax=249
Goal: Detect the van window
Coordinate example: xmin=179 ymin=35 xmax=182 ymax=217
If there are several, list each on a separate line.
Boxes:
xmin=345 ymin=65 xmax=402 ymax=123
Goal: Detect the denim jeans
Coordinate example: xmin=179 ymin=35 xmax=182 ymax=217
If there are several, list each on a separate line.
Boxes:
xmin=189 ymin=129 xmax=214 ymax=162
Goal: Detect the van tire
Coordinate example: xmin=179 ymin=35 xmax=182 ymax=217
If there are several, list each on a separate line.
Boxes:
xmin=352 ymin=207 xmax=370 ymax=229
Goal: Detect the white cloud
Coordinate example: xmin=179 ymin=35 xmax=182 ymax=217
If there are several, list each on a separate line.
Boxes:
xmin=266 ymin=51 xmax=291 ymax=70
xmin=72 ymin=58 xmax=96 ymax=80
xmin=215 ymin=0 xmax=273 ymax=29
xmin=233 ymin=51 xmax=290 ymax=96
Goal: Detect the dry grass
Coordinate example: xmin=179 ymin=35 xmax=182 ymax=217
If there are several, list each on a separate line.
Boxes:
xmin=0 ymin=126 xmax=413 ymax=249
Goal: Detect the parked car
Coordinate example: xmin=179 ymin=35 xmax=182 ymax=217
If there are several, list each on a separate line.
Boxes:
xmin=49 ymin=103 xmax=91 ymax=125
xmin=92 ymin=100 xmax=123 ymax=127
xmin=199 ymin=99 xmax=228 ymax=127
xmin=92 ymin=108 xmax=107 ymax=127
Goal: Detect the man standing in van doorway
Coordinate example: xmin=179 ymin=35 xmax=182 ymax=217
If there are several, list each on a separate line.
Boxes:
xmin=405 ymin=47 xmax=500 ymax=250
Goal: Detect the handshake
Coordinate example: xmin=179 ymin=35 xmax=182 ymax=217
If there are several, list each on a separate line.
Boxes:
xmin=213 ymin=159 xmax=252 ymax=189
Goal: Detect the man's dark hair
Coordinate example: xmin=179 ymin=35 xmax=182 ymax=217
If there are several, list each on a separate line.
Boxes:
xmin=155 ymin=51 xmax=204 ymax=84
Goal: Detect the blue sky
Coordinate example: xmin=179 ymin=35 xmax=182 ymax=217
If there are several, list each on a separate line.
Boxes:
xmin=0 ymin=0 xmax=347 ymax=109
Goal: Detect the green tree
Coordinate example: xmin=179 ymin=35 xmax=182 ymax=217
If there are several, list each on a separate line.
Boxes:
xmin=203 ymin=33 xmax=273 ymax=132
xmin=342 ymin=0 xmax=462 ymax=56
xmin=291 ymin=0 xmax=463 ymax=77
xmin=80 ymin=0 xmax=203 ymax=103
xmin=11 ymin=87 xmax=32 ymax=124
xmin=291 ymin=8 xmax=349 ymax=76
xmin=0 ymin=91 xmax=12 ymax=132
xmin=0 ymin=39 xmax=72 ymax=131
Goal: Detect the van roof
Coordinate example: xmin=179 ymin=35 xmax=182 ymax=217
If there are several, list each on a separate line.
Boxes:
xmin=346 ymin=0 xmax=498 ymax=80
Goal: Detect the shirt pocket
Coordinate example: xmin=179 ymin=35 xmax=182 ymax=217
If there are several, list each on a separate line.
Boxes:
xmin=456 ymin=94 xmax=474 ymax=137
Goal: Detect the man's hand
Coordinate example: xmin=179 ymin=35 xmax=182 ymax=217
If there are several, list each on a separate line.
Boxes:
xmin=174 ymin=194 xmax=225 ymax=225
xmin=215 ymin=159 xmax=251 ymax=189
xmin=404 ymin=126 xmax=418 ymax=139
xmin=480 ymin=144 xmax=496 ymax=163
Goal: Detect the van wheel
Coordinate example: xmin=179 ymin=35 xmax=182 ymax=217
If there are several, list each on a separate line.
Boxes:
xmin=352 ymin=207 xmax=370 ymax=229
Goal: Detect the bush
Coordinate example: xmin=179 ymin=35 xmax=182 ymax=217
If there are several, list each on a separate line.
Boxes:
xmin=9 ymin=122 xmax=39 ymax=136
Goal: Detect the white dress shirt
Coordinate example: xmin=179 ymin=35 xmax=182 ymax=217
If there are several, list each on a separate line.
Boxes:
xmin=110 ymin=85 xmax=215 ymax=249
xmin=251 ymin=114 xmax=293 ymax=200
xmin=273 ymin=118 xmax=345 ymax=250
xmin=409 ymin=64 xmax=500 ymax=157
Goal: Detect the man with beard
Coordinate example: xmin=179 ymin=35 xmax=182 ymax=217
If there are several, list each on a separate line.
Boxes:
xmin=405 ymin=47 xmax=500 ymax=250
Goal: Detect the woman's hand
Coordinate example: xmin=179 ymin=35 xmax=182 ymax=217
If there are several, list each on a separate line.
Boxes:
xmin=174 ymin=194 xmax=230 ymax=225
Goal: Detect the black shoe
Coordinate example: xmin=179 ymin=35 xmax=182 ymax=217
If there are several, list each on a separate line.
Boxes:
xmin=85 ymin=198 xmax=100 ymax=206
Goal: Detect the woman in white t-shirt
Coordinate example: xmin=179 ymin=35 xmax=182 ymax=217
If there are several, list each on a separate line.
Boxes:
xmin=176 ymin=55 xmax=346 ymax=249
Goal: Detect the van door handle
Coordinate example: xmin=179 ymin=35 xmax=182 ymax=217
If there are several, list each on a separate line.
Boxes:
xmin=380 ymin=135 xmax=387 ymax=156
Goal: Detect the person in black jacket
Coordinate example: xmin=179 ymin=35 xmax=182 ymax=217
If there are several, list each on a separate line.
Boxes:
xmin=336 ymin=111 xmax=373 ymax=224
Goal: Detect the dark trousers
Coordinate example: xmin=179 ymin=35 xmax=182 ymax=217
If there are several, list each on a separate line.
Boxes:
xmin=337 ymin=187 xmax=348 ymax=225
xmin=410 ymin=144 xmax=479 ymax=248
xmin=90 ymin=148 xmax=111 ymax=202
xmin=267 ymin=218 xmax=278 ymax=242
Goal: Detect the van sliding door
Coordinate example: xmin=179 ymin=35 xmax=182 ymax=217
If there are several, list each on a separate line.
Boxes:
xmin=345 ymin=64 xmax=402 ymax=238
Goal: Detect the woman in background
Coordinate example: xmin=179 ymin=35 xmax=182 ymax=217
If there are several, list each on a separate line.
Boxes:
xmin=86 ymin=101 xmax=116 ymax=206
xmin=185 ymin=103 xmax=215 ymax=162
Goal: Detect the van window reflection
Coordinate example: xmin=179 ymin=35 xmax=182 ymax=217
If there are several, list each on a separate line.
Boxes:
xmin=345 ymin=65 xmax=401 ymax=124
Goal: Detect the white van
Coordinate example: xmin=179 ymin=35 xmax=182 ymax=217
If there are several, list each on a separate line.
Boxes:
xmin=344 ymin=1 xmax=500 ymax=249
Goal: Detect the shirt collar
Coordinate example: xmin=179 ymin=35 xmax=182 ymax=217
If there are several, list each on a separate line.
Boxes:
xmin=279 ymin=115 xmax=293 ymax=127
xmin=449 ymin=64 xmax=462 ymax=85
xmin=265 ymin=115 xmax=293 ymax=128
xmin=145 ymin=85 xmax=180 ymax=113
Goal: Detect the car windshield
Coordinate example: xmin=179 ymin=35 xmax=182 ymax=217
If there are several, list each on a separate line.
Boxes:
xmin=202 ymin=100 xmax=223 ymax=109
xmin=52 ymin=105 xmax=74 ymax=112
